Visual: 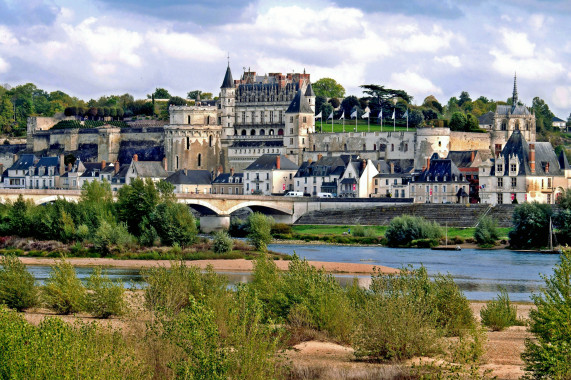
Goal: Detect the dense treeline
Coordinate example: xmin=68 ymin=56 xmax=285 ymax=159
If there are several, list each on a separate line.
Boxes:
xmin=0 ymin=179 xmax=197 ymax=254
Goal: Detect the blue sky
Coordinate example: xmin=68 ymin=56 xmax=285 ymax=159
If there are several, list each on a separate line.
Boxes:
xmin=0 ymin=0 xmax=570 ymax=117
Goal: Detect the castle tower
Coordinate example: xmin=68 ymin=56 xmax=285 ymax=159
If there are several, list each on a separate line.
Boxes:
xmin=284 ymin=90 xmax=315 ymax=165
xmin=304 ymin=82 xmax=316 ymax=114
xmin=219 ymin=64 xmax=235 ymax=139
xmin=512 ymin=73 xmax=518 ymax=106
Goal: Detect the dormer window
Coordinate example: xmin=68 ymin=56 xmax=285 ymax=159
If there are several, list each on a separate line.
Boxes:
xmin=497 ymin=164 xmax=503 ymax=173
xmin=510 ymin=164 xmax=517 ymax=172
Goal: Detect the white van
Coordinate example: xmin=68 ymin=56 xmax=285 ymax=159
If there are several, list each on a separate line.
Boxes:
xmin=284 ymin=191 xmax=304 ymax=197
xmin=317 ymin=192 xmax=334 ymax=198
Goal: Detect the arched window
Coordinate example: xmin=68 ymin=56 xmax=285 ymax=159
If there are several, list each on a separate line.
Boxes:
xmin=176 ymin=155 xmax=179 ymax=169
xmin=209 ymin=135 xmax=213 ymax=147
xmin=241 ymin=129 xmax=247 ymax=136
xmin=313 ymin=144 xmax=316 ymax=151
xmin=234 ymin=129 xmax=238 ymax=135
xmin=344 ymin=144 xmax=347 ymax=151
xmin=186 ymin=136 xmax=190 ymax=150
xmin=250 ymin=129 xmax=256 ymax=135
xmin=515 ymin=121 xmax=520 ymax=130
xmin=259 ymin=129 xmax=265 ymax=135
xmin=374 ymin=143 xmax=377 ymax=151
xmin=197 ymin=153 xmax=202 ymax=167
xmin=206 ymin=116 xmax=210 ymax=125
xmin=501 ymin=121 xmax=507 ymax=131
xmin=187 ymin=115 xmax=191 ymax=124
xmin=269 ymin=129 xmax=274 ymax=135
xmin=278 ymin=128 xmax=284 ymax=136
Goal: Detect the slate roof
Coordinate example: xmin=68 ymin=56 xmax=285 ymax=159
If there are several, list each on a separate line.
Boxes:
xmin=80 ymin=162 xmax=108 ymax=178
xmin=415 ymin=154 xmax=466 ymax=182
xmin=8 ymin=154 xmax=36 ymax=171
xmin=552 ymin=116 xmax=565 ymax=123
xmin=478 ymin=111 xmax=494 ymax=125
xmin=285 ymin=90 xmax=313 ymax=114
xmin=221 ymin=65 xmax=234 ymax=88
xmin=166 ymin=170 xmax=212 ymax=185
xmin=245 ymin=154 xmax=298 ymax=171
xmin=133 ymin=161 xmax=168 ymax=178
xmin=29 ymin=157 xmax=60 ymax=175
xmin=491 ymin=130 xmax=563 ymax=176
xmin=304 ymin=83 xmax=315 ymax=97
xmin=340 ymin=177 xmax=357 ymax=185
xmin=447 ymin=151 xmax=477 ymax=169
xmin=496 ymin=104 xmax=531 ymax=116
xmin=212 ymin=173 xmax=244 ymax=184
xmin=559 ymin=151 xmax=570 ymax=170
xmin=230 ymin=140 xmax=284 ymax=148
xmin=294 ymin=155 xmax=349 ymax=178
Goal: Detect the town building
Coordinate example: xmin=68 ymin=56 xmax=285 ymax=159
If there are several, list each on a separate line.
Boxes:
xmin=293 ymin=154 xmax=356 ymax=196
xmin=337 ymin=158 xmax=379 ymax=198
xmin=165 ymin=169 xmax=213 ymax=194
xmin=124 ymin=155 xmax=168 ymax=185
xmin=243 ymin=154 xmax=298 ymax=195
xmin=212 ymin=169 xmax=244 ymax=195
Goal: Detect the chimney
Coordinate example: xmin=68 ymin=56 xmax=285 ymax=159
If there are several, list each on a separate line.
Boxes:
xmin=13 ymin=153 xmax=18 ymax=164
xmin=230 ymin=167 xmax=235 ymax=176
xmin=529 ymin=144 xmax=535 ymax=173
xmin=308 ymin=158 xmax=312 ymax=164
xmin=361 ymin=159 xmax=366 ymax=170
xmin=133 ymin=154 xmax=138 ymax=162
xmin=426 ymin=157 xmax=431 ymax=170
xmin=470 ymin=151 xmax=475 ymax=162
xmin=217 ymin=165 xmax=223 ymax=177
xmin=101 ymin=160 xmax=106 ymax=169
xmin=390 ymin=162 xmax=395 ymax=174
xmin=545 ymin=162 xmax=549 ymax=174
xmin=317 ymin=154 xmax=323 ymax=161
xmin=162 ymin=156 xmax=167 ymax=171
xmin=114 ymin=161 xmax=120 ymax=174
xmin=59 ymin=154 xmax=65 ymax=176
xmin=276 ymin=155 xmax=281 ymax=170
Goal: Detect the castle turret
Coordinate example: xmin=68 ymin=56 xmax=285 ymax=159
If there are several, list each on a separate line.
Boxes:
xmin=219 ymin=65 xmax=235 ymax=139
xmin=304 ymin=82 xmax=316 ymax=114
xmin=284 ymin=90 xmax=315 ymax=165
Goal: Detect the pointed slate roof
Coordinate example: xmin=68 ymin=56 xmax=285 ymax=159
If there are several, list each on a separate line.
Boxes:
xmin=221 ymin=65 xmax=234 ymax=88
xmin=285 ymin=90 xmax=313 ymax=114
xmin=245 ymin=154 xmax=298 ymax=171
xmin=559 ymin=151 xmax=570 ymax=170
xmin=304 ymin=83 xmax=315 ymax=97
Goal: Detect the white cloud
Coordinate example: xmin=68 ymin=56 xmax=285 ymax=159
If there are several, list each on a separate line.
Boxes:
xmin=500 ymin=29 xmax=535 ymax=58
xmin=552 ymin=86 xmax=571 ymax=109
xmin=434 ymin=55 xmax=461 ymax=68
xmin=146 ymin=30 xmax=224 ymax=62
xmin=395 ymin=25 xmax=455 ymax=53
xmin=62 ymin=18 xmax=143 ymax=68
xmin=0 ymin=57 xmax=9 ymax=73
xmin=388 ymin=71 xmax=442 ymax=98
xmin=0 ymin=26 xmax=18 ymax=46
xmin=529 ymin=14 xmax=545 ymax=31
xmin=489 ymin=48 xmax=564 ymax=81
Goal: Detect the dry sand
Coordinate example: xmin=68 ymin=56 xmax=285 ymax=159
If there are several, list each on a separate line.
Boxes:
xmin=18 ymin=256 xmax=399 ymax=275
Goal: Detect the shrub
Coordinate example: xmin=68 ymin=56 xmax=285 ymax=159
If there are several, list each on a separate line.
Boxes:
xmin=0 ymin=255 xmax=38 ymax=311
xmin=509 ymin=202 xmax=552 ymax=248
xmin=475 ymin=216 xmax=500 ymax=246
xmin=480 ymin=289 xmax=519 ymax=331
xmin=385 ymin=215 xmax=442 ymax=247
xmin=76 ymin=224 xmax=90 ymax=241
xmin=522 ymin=252 xmax=571 ymax=377
xmin=270 ymin=223 xmax=292 ymax=236
xmin=229 ymin=217 xmax=248 ymax=237
xmin=152 ymin=202 xmax=197 ymax=247
xmin=142 ymin=261 xmax=228 ymax=314
xmin=93 ymin=220 xmax=134 ymax=255
xmin=42 ymin=259 xmax=86 ymax=314
xmin=247 ymin=213 xmax=273 ymax=251
xmin=352 ymin=225 xmax=365 ymax=237
xmin=85 ymin=267 xmax=126 ymax=318
xmin=212 ymin=231 xmax=233 ymax=254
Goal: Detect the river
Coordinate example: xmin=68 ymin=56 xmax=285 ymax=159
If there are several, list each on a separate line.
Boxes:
xmin=24 ymin=244 xmax=561 ymax=302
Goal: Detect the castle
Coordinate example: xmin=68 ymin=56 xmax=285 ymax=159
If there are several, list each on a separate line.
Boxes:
xmin=20 ymin=67 xmax=535 ymax=175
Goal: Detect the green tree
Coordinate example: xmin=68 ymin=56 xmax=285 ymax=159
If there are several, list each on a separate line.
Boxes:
xmin=0 ymin=96 xmax=14 ymax=132
xmin=522 ymin=252 xmax=571 ymax=378
xmin=409 ymin=109 xmax=424 ymax=127
xmin=474 ymin=216 xmax=500 ymax=246
xmin=168 ymin=96 xmax=187 ymax=106
xmin=422 ymin=95 xmax=443 ymax=114
xmin=465 ymin=113 xmax=480 ymax=131
xmin=80 ymin=179 xmax=113 ymax=204
xmin=532 ymin=97 xmax=554 ymax=132
xmin=152 ymin=202 xmax=197 ymax=247
xmin=247 ymin=213 xmax=273 ymax=251
xmin=509 ymin=202 xmax=552 ymax=248
xmin=315 ymin=95 xmax=327 ymax=116
xmin=0 ymin=255 xmax=38 ymax=311
xmin=116 ymin=178 xmax=160 ymax=235
xmin=458 ymin=91 xmax=471 ymax=107
xmin=449 ymin=111 xmax=467 ymax=131
xmin=42 ymin=259 xmax=87 ymax=314
xmin=151 ymin=88 xmax=171 ymax=99
xmin=341 ymin=95 xmax=359 ymax=115
xmin=187 ymin=90 xmax=213 ymax=100
xmin=313 ymin=78 xmax=345 ymax=98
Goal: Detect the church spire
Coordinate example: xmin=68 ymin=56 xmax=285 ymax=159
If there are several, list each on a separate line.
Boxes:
xmin=512 ymin=72 xmax=518 ymax=105
xmin=221 ymin=64 xmax=234 ymax=89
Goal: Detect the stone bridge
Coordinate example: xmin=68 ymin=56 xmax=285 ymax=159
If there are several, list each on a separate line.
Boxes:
xmin=0 ymin=189 xmax=412 ymax=232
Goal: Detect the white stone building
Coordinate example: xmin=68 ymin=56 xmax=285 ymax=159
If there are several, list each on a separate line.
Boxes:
xmin=243 ymin=154 xmax=298 ymax=195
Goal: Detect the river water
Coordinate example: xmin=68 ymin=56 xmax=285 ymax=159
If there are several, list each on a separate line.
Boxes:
xmin=24 ymin=244 xmax=561 ymax=302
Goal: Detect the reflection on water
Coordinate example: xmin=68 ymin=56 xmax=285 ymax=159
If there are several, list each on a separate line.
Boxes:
xmin=23 ymin=244 xmax=561 ymax=301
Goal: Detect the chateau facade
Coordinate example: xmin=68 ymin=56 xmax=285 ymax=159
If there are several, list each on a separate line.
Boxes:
xmin=21 ymin=67 xmax=536 ymax=179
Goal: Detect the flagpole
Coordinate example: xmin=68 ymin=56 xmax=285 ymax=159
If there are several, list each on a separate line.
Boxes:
xmin=332 ymin=114 xmax=334 ymax=133
xmin=380 ymin=112 xmax=383 ymax=132
xmin=368 ymin=116 xmax=370 ymax=133
xmin=355 ymin=112 xmax=357 ymax=132
xmin=406 ymin=109 xmax=409 ymax=131
xmin=393 ymin=108 xmax=396 ymax=132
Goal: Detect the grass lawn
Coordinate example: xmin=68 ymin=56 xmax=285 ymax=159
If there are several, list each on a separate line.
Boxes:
xmin=315 ymin=119 xmax=415 ymax=134
xmin=292 ymin=225 xmax=511 ymax=240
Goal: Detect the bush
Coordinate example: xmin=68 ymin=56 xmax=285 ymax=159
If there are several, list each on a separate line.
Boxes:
xmin=352 ymin=225 xmax=365 ymax=237
xmin=212 ymin=231 xmax=233 ymax=254
xmin=270 ymin=223 xmax=292 ymax=236
xmin=247 ymin=213 xmax=273 ymax=251
xmin=152 ymin=202 xmax=197 ymax=247
xmin=522 ymin=252 xmax=571 ymax=377
xmin=85 ymin=267 xmax=126 ymax=318
xmin=0 ymin=255 xmax=38 ymax=311
xmin=229 ymin=217 xmax=248 ymax=237
xmin=42 ymin=259 xmax=86 ymax=314
xmin=475 ymin=216 xmax=500 ymax=246
xmin=385 ymin=215 xmax=443 ymax=247
xmin=480 ymin=289 xmax=519 ymax=331
xmin=509 ymin=202 xmax=552 ymax=248
xmin=76 ymin=224 xmax=90 ymax=241
xmin=93 ymin=220 xmax=134 ymax=255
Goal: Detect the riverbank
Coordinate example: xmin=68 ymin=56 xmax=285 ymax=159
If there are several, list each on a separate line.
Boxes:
xmin=17 ymin=256 xmax=399 ymax=275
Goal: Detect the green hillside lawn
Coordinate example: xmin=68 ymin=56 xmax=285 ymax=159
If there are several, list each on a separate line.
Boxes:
xmin=291 ymin=224 xmax=510 ymax=240
xmin=314 ymin=118 xmax=416 ymax=133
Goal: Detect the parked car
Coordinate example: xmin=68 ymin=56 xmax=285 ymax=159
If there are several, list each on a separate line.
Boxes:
xmin=284 ymin=191 xmax=303 ymax=197
xmin=317 ymin=192 xmax=334 ymax=198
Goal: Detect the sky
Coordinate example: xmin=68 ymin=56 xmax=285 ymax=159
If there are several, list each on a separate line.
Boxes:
xmin=0 ymin=0 xmax=570 ymax=117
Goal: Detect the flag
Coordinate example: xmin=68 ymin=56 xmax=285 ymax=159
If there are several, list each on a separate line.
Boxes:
xmin=350 ymin=110 xmax=357 ymax=119
xmin=327 ymin=111 xmax=333 ymax=120
xmin=339 ymin=111 xmax=345 ymax=120
xmin=391 ymin=110 xmax=395 ymax=119
xmin=379 ymin=110 xmax=383 ymax=119
xmin=362 ymin=111 xmax=370 ymax=119
xmin=315 ymin=111 xmax=322 ymax=119
xmin=403 ymin=109 xmax=408 ymax=118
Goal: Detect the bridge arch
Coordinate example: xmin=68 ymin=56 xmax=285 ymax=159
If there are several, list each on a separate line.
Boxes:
xmin=226 ymin=201 xmax=292 ymax=217
xmin=35 ymin=195 xmax=79 ymax=205
xmin=178 ymin=199 xmax=224 ymax=216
